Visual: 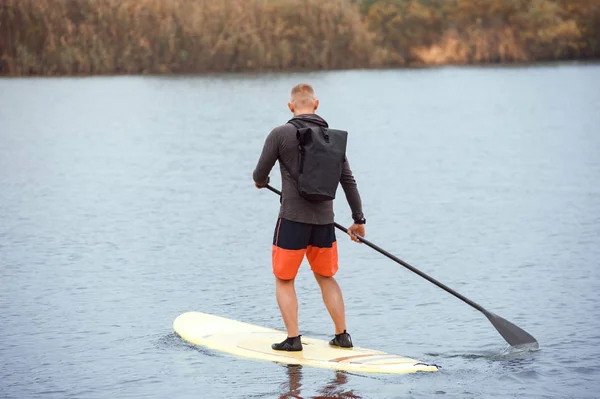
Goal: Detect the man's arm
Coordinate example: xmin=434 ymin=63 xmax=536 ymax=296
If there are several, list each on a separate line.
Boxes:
xmin=340 ymin=156 xmax=366 ymax=242
xmin=340 ymin=156 xmax=364 ymax=222
xmin=253 ymin=129 xmax=279 ymax=188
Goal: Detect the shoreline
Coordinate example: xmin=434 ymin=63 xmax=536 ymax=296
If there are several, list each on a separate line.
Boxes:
xmin=1 ymin=59 xmax=599 ymax=79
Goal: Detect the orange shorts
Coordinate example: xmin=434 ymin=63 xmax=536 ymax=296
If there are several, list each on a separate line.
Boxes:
xmin=272 ymin=218 xmax=338 ymax=280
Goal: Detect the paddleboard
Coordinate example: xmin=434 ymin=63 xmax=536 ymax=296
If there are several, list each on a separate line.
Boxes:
xmin=173 ymin=311 xmax=439 ymax=374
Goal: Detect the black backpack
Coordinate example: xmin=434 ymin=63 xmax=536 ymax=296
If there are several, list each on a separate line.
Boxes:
xmin=288 ymin=118 xmax=348 ymax=202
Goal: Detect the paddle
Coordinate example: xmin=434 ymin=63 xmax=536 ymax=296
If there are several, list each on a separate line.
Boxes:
xmin=264 ymin=185 xmax=539 ymax=350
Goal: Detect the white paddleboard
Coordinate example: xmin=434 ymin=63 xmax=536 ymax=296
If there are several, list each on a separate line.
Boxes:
xmin=173 ymin=311 xmax=439 ymax=374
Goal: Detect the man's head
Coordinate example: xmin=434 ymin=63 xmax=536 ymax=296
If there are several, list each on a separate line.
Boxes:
xmin=288 ymin=83 xmax=319 ymax=116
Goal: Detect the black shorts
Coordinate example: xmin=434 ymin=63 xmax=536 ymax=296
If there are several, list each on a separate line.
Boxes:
xmin=272 ymin=218 xmax=338 ymax=279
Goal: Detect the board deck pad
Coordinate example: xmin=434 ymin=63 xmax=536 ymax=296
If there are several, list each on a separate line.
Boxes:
xmin=173 ymin=312 xmax=439 ymax=374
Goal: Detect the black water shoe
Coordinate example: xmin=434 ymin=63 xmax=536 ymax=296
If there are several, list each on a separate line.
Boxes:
xmin=272 ymin=335 xmax=302 ymax=351
xmin=329 ymin=331 xmax=353 ymax=348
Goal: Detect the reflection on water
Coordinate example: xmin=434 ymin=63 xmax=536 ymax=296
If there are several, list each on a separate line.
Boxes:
xmin=279 ymin=365 xmax=362 ymax=399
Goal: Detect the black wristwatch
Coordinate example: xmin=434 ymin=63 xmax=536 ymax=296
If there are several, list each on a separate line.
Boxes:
xmin=353 ymin=216 xmax=366 ymax=225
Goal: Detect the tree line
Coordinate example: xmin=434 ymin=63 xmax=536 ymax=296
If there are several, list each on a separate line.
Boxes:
xmin=0 ymin=0 xmax=598 ymax=75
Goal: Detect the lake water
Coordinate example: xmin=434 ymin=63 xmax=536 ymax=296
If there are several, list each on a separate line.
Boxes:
xmin=1 ymin=65 xmax=599 ymax=398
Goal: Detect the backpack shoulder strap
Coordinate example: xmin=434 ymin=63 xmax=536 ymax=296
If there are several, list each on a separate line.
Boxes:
xmin=287 ymin=118 xmax=307 ymax=129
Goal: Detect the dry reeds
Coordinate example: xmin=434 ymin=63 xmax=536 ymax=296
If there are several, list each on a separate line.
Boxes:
xmin=0 ymin=0 xmax=378 ymax=75
xmin=0 ymin=0 xmax=598 ymax=76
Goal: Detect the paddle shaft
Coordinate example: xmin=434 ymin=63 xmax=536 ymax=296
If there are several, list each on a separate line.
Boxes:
xmin=333 ymin=222 xmax=487 ymax=313
xmin=264 ymin=184 xmax=538 ymax=349
xmin=265 ymin=184 xmax=485 ymax=314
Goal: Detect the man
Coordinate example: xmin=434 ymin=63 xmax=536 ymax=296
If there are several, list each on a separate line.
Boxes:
xmin=253 ymin=83 xmax=366 ymax=351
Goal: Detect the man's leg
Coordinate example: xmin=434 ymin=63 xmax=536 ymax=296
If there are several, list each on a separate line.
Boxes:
xmin=307 ymin=224 xmax=353 ymax=347
xmin=275 ymin=277 xmax=299 ymax=337
xmin=313 ymin=273 xmax=346 ymax=334
xmin=271 ymin=218 xmax=310 ymax=351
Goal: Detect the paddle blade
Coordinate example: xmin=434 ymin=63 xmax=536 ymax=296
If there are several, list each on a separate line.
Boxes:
xmin=484 ymin=311 xmax=539 ymax=350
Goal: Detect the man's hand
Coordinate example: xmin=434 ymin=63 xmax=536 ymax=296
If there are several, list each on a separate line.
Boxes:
xmin=347 ymin=223 xmax=365 ymax=243
xmin=254 ymin=176 xmax=270 ymax=189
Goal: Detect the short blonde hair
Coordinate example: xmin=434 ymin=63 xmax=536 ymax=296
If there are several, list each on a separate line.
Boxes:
xmin=290 ymin=83 xmax=316 ymax=108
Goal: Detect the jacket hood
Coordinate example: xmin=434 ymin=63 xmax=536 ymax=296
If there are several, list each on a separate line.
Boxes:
xmin=290 ymin=113 xmax=329 ymax=128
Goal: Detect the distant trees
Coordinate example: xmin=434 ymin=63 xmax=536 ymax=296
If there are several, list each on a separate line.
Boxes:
xmin=362 ymin=0 xmax=599 ymax=65
xmin=0 ymin=0 xmax=598 ymax=75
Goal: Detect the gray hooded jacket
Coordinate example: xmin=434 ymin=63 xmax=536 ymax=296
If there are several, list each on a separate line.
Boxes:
xmin=253 ymin=114 xmax=364 ymax=225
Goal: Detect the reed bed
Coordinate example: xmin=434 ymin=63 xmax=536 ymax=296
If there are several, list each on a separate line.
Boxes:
xmin=0 ymin=0 xmax=598 ymax=75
